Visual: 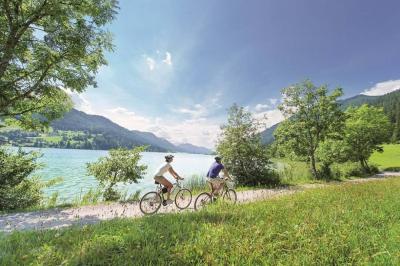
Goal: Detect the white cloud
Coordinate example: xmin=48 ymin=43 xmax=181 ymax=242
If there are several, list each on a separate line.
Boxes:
xmin=253 ymin=109 xmax=285 ymax=129
xmin=146 ymin=57 xmax=156 ymax=71
xmin=362 ymin=79 xmax=400 ymax=96
xmin=101 ymin=106 xmax=219 ymax=148
xmin=162 ymin=52 xmax=172 ymax=66
xmin=255 ymin=103 xmax=269 ymax=112
xmin=172 ymin=104 xmax=207 ymax=119
xmin=269 ymin=98 xmax=278 ymax=105
xmin=250 ymin=98 xmax=285 ymax=129
xmin=63 ymin=89 xmax=94 ymax=114
xmin=253 ymin=98 xmax=279 ymax=112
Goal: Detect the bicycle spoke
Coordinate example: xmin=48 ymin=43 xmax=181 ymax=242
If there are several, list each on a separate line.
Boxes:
xmin=175 ymin=189 xmax=192 ymax=210
xmin=140 ymin=192 xmax=162 ymax=214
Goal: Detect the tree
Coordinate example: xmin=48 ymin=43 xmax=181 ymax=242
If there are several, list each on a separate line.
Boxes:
xmin=0 ymin=148 xmax=43 ymax=210
xmin=343 ymin=104 xmax=391 ymax=173
xmin=216 ymin=104 xmax=275 ymax=186
xmin=315 ymin=139 xmax=350 ymax=178
xmin=392 ymin=103 xmax=400 ymax=143
xmin=274 ymin=80 xmax=345 ymax=178
xmin=87 ymin=146 xmax=148 ymax=201
xmin=0 ymin=0 xmax=118 ymax=130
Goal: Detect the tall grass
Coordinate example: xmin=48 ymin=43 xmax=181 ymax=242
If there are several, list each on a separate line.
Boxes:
xmin=272 ymin=159 xmax=314 ymax=184
xmin=184 ymin=174 xmax=208 ymax=192
xmin=2 ymin=178 xmax=400 ymax=264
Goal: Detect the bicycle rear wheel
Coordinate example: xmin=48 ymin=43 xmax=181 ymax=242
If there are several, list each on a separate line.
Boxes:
xmin=194 ymin=192 xmax=212 ymax=211
xmin=139 ymin=191 xmax=162 ymax=214
xmin=175 ymin=188 xmax=192 ymax=209
xmin=222 ymin=189 xmax=237 ymax=203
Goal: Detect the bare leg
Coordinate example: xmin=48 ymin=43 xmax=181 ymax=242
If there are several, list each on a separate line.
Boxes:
xmin=155 ymin=176 xmax=173 ymax=200
xmin=208 ymin=181 xmax=216 ymax=196
xmin=215 ymin=182 xmax=224 ymax=195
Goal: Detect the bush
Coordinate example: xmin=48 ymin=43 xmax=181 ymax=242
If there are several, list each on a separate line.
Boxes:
xmin=384 ymin=167 xmax=400 ymax=172
xmin=331 ymin=162 xmax=379 ymax=178
xmin=217 ymin=104 xmax=276 ymax=186
xmin=87 ymin=147 xmax=148 ymax=201
xmin=0 ymin=148 xmax=43 ymax=211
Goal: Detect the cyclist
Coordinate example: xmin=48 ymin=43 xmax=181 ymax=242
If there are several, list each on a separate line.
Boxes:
xmin=206 ymin=156 xmax=232 ymax=198
xmin=154 ymin=154 xmax=183 ymax=205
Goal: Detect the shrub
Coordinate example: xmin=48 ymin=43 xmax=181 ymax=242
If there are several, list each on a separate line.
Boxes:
xmin=87 ymin=147 xmax=148 ymax=201
xmin=216 ymin=104 xmax=276 ymax=186
xmin=0 ymin=148 xmax=43 ymax=211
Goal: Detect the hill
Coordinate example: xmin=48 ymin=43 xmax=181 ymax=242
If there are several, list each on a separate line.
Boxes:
xmin=0 ymin=109 xmax=213 ymax=154
xmin=176 ymin=143 xmax=213 ymax=155
xmin=261 ymin=89 xmax=400 ymax=143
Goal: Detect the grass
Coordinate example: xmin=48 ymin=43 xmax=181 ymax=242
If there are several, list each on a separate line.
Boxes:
xmin=2 ymin=178 xmax=400 ymax=265
xmin=370 ymin=144 xmax=400 ymax=171
xmin=40 ymin=135 xmax=62 ymax=143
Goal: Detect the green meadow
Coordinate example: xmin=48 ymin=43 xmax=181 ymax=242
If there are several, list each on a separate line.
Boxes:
xmin=2 ymin=178 xmax=400 ymax=265
xmin=370 ymin=144 xmax=400 ymax=171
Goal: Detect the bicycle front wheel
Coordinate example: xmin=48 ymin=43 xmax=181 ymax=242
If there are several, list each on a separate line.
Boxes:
xmin=175 ymin=189 xmax=192 ymax=209
xmin=139 ymin=191 xmax=162 ymax=215
xmin=222 ymin=189 xmax=237 ymax=203
xmin=194 ymin=192 xmax=212 ymax=211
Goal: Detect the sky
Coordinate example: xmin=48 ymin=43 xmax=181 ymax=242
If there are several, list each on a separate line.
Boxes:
xmin=69 ymin=0 xmax=400 ymax=149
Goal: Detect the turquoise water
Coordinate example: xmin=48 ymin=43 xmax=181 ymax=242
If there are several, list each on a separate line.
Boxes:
xmin=19 ymin=147 xmax=214 ymax=202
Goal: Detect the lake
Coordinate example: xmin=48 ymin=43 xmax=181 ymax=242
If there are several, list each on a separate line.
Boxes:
xmin=17 ymin=147 xmax=214 ymax=202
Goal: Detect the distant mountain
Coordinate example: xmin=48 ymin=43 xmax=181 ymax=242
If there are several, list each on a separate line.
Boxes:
xmin=260 ymin=123 xmax=279 ymax=144
xmin=175 ymin=143 xmax=213 ymax=155
xmin=49 ymin=109 xmax=212 ymax=154
xmin=261 ymin=89 xmax=400 ymax=144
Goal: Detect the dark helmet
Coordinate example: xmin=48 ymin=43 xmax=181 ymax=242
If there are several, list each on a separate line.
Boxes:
xmin=165 ymin=154 xmax=174 ymax=161
xmin=214 ymin=156 xmax=222 ymax=162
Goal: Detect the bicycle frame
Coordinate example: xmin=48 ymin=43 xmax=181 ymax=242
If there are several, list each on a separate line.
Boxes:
xmin=155 ymin=179 xmax=184 ymax=200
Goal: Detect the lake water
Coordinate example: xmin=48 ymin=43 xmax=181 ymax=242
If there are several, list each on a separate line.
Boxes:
xmin=17 ymin=147 xmax=214 ymax=202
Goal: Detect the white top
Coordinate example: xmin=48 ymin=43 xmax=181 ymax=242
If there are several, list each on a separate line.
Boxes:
xmin=154 ymin=162 xmax=171 ymax=177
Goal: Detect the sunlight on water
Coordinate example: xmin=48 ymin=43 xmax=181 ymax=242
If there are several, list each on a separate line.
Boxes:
xmin=19 ymin=147 xmax=214 ymax=202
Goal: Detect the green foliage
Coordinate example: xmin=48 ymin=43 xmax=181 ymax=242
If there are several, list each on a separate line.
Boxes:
xmin=341 ymin=90 xmax=400 ymax=143
xmin=0 ymin=0 xmax=118 ymax=130
xmin=274 ymin=80 xmax=345 ymax=178
xmin=216 ymin=104 xmax=275 ymax=186
xmin=316 ymin=139 xmax=350 ymax=178
xmin=0 ymin=148 xmax=43 ymax=210
xmin=3 ymin=179 xmax=400 ymax=264
xmin=343 ymin=104 xmax=391 ymax=173
xmin=87 ymin=147 xmax=148 ymax=201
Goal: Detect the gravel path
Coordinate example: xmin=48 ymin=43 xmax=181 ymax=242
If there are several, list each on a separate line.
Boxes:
xmin=1 ymin=172 xmax=399 ymax=233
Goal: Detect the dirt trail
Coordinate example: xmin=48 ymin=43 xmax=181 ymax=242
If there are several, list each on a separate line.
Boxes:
xmin=1 ymin=172 xmax=399 ymax=233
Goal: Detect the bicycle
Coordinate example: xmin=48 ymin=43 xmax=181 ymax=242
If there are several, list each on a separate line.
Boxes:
xmin=139 ymin=178 xmax=192 ymax=215
xmin=194 ymin=178 xmax=237 ymax=211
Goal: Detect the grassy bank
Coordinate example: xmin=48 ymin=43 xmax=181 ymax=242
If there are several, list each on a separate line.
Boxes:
xmin=370 ymin=144 xmax=400 ymax=171
xmin=2 ymin=178 xmax=400 ymax=265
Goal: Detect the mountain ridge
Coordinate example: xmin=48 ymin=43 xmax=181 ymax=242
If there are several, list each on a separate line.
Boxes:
xmin=50 ymin=109 xmax=213 ymax=154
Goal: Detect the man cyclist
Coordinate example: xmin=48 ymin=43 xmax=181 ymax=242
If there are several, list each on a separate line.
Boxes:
xmin=154 ymin=154 xmax=183 ymax=206
xmin=206 ymin=156 xmax=232 ymax=198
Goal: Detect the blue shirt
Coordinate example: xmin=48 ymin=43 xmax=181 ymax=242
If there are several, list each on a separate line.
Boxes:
xmin=207 ymin=162 xmax=224 ymax=178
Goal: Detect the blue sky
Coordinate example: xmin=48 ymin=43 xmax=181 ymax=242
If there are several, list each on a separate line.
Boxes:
xmin=70 ymin=0 xmax=400 ymax=148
